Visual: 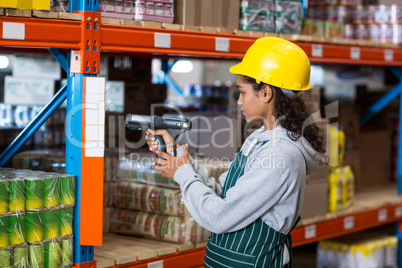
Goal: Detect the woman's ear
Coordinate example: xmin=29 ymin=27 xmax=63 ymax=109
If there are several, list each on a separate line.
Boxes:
xmin=261 ymin=85 xmax=274 ymax=103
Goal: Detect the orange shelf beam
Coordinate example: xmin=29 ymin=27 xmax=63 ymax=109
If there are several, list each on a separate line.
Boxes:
xmin=0 ymin=16 xmax=81 ymax=49
xmin=112 ymin=202 xmax=402 ymax=267
xmin=113 ymin=248 xmax=206 ymax=268
xmin=100 ymin=23 xmax=402 ymax=65
xmin=1 ymin=15 xmax=402 ymax=66
xmin=292 ymin=202 xmax=402 ymax=247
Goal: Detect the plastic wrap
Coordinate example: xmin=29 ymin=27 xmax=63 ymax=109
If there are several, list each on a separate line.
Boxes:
xmin=317 ymin=233 xmax=398 ymax=268
xmin=114 ymin=181 xmax=189 ymax=217
xmin=13 ymin=149 xmax=117 ymax=182
xmin=0 ymin=169 xmax=75 ymax=268
xmin=112 ymin=209 xmax=210 ymax=243
xmin=275 ymin=0 xmax=303 ymax=34
xmin=327 ymin=166 xmax=354 ymax=213
xmin=118 ymin=154 xmax=179 ymax=188
xmin=239 ymin=0 xmax=275 ymax=32
xmin=103 ymin=207 xmax=115 ymax=234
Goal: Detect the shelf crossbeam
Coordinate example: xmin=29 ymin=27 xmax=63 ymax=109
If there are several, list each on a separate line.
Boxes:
xmin=360 ymin=81 xmax=402 ymax=126
xmin=0 ymin=16 xmax=81 ymax=49
xmin=49 ymin=48 xmax=68 ymax=72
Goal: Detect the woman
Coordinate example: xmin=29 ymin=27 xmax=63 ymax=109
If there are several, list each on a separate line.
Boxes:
xmin=147 ymin=37 xmax=325 ymax=267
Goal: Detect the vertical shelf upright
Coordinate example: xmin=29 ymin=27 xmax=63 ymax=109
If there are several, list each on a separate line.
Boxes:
xmin=67 ymin=0 xmax=104 ymax=267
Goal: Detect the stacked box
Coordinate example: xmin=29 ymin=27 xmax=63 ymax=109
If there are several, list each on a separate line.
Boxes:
xmin=0 ymin=169 xmax=75 ymax=268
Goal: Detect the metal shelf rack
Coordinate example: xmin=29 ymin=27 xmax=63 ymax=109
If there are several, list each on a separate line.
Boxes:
xmin=1 ymin=3 xmax=402 ymax=267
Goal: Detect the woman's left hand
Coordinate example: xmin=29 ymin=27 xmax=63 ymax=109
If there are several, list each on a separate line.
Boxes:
xmin=151 ymin=144 xmax=190 ymax=179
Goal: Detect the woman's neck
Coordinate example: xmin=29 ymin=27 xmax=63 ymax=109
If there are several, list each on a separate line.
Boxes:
xmin=263 ymin=116 xmax=279 ymax=130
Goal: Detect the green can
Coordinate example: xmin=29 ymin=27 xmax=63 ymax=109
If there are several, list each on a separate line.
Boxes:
xmin=9 ymin=213 xmax=26 ymax=245
xmin=44 ymin=241 xmax=61 ymax=268
xmin=9 ymin=178 xmax=25 ymax=213
xmin=43 ymin=175 xmax=60 ymax=208
xmin=0 ymin=247 xmax=12 ymax=268
xmin=13 ymin=244 xmax=29 ymax=268
xmin=0 ymin=214 xmax=9 ymax=248
xmin=25 ymin=177 xmax=45 ymax=211
xmin=44 ymin=209 xmax=59 ymax=239
xmin=60 ymin=175 xmax=75 ymax=206
xmin=26 ymin=211 xmax=45 ymax=243
xmin=61 ymin=238 xmax=73 ymax=267
xmin=29 ymin=243 xmax=44 ymax=268
xmin=0 ymin=179 xmax=9 ymax=214
xmin=59 ymin=208 xmax=73 ymax=236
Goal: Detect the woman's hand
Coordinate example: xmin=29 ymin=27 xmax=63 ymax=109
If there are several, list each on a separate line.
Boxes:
xmin=150 ymin=144 xmax=190 ymax=179
xmin=145 ymin=129 xmax=180 ymax=154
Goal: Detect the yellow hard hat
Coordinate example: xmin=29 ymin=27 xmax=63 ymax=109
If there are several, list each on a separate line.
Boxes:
xmin=230 ymin=37 xmax=311 ymax=91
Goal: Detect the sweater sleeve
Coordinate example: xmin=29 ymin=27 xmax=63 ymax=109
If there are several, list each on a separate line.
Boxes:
xmin=172 ymin=146 xmax=226 ymax=195
xmin=173 ymin=149 xmax=294 ymax=234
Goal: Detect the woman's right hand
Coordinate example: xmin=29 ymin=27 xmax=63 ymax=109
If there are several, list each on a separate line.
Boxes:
xmin=145 ymin=129 xmax=180 ymax=154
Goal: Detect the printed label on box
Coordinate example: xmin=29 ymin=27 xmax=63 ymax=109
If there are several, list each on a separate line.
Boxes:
xmin=13 ymin=54 xmax=61 ymax=80
xmin=4 ymin=76 xmax=55 ymax=105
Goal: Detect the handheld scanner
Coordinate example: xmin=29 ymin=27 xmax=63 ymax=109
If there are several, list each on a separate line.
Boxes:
xmin=125 ymin=114 xmax=192 ymax=157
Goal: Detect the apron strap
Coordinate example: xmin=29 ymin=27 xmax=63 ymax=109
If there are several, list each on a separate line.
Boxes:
xmin=284 ymin=216 xmax=301 ymax=268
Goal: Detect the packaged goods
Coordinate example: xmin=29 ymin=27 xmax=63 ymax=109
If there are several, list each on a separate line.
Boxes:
xmin=317 ymin=234 xmax=398 ymax=268
xmin=14 ymin=244 xmax=29 ymax=268
xmin=328 ymin=125 xmax=345 ymax=170
xmin=9 ymin=178 xmax=26 ymax=213
xmin=26 ymin=177 xmax=45 ymax=211
xmin=118 ymin=153 xmax=179 ymax=188
xmin=26 ymin=211 xmax=45 ymax=243
xmin=0 ymin=169 xmax=75 ymax=268
xmin=112 ymin=209 xmax=210 ymax=243
xmin=29 ymin=243 xmax=44 ymax=268
xmin=60 ymin=175 xmax=75 ymax=206
xmin=239 ymin=0 xmax=275 ymax=32
xmin=327 ymin=166 xmax=354 ymax=213
xmin=114 ymin=181 xmax=188 ymax=217
xmin=275 ymin=0 xmax=303 ymax=34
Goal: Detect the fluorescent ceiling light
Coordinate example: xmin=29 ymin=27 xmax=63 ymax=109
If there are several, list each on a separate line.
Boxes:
xmin=171 ymin=60 xmax=194 ymax=73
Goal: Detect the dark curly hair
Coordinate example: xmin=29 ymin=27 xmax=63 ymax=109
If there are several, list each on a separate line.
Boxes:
xmin=242 ymin=75 xmax=325 ymax=154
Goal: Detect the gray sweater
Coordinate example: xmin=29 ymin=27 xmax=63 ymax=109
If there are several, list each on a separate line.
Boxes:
xmin=173 ymin=125 xmax=319 ymax=235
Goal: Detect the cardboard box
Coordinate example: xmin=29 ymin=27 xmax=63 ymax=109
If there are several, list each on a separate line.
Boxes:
xmin=175 ymin=0 xmax=239 ymax=29
xmin=299 ymin=87 xmax=321 ymax=115
xmin=32 ymin=0 xmax=50 ymax=10
xmin=343 ymin=149 xmax=361 ymax=190
xmin=338 ymin=105 xmax=360 ymax=151
xmin=213 ymin=0 xmax=223 ymax=28
xmin=358 ymin=129 xmax=392 ymax=188
xmin=174 ymin=0 xmax=197 ymax=25
xmin=224 ymin=0 xmax=240 ymax=29
xmin=199 ymin=0 xmax=213 ymax=26
xmin=169 ymin=114 xmax=241 ymax=160
xmin=300 ymin=177 xmax=328 ymax=219
xmin=1 ymin=0 xmax=18 ymax=8
xmin=301 ymin=163 xmax=328 ymax=219
xmin=4 ymin=76 xmax=55 ymax=106
xmin=17 ymin=0 xmax=32 ymax=9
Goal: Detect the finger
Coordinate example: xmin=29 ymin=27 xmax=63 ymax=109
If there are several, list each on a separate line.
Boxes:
xmin=151 ymin=165 xmax=164 ymax=172
xmin=183 ymin=143 xmax=189 ymax=158
xmin=150 ymin=147 xmax=170 ymax=159
xmin=152 ymin=129 xmax=167 ymax=135
xmin=153 ymin=157 xmax=166 ymax=166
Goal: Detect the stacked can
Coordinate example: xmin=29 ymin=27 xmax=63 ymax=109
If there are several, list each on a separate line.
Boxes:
xmin=0 ymin=170 xmax=75 ymax=268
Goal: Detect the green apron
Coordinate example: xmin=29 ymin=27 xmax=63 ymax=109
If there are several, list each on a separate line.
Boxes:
xmin=204 ymin=143 xmax=300 ymax=268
